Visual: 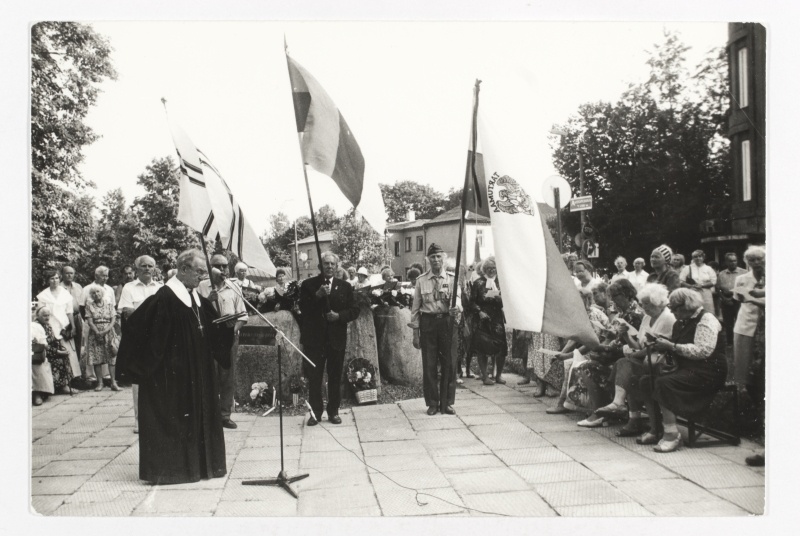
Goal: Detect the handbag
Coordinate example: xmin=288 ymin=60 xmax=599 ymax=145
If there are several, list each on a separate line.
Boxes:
xmin=472 ymin=321 xmax=505 ymax=355
xmin=32 ymin=343 xmax=45 ymax=365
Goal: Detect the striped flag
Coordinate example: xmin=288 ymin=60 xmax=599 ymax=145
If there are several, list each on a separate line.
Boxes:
xmin=285 ymin=53 xmax=386 ymax=234
xmin=164 ymin=108 xmax=276 ymax=276
xmin=478 ymin=111 xmax=599 ymax=349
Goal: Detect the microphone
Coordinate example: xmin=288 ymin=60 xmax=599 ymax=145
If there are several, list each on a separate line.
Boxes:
xmin=211 ymin=267 xmax=227 ymax=279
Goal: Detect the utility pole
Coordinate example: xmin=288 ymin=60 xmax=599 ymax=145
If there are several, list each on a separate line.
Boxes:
xmin=578 ymin=148 xmax=586 ymax=259
xmin=293 ymin=220 xmax=299 ymax=280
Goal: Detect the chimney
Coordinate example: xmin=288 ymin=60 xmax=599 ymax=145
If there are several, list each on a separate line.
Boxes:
xmin=407 ymin=210 xmax=416 ymax=222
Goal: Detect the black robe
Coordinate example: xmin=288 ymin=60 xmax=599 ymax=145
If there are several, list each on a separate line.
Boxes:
xmin=117 ymin=285 xmax=230 ymax=485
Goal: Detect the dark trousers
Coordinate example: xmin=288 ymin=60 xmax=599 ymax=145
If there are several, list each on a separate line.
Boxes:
xmin=721 ymin=301 xmax=741 ymax=344
xmin=306 ymin=343 xmax=345 ymax=419
xmin=216 ymin=334 xmax=238 ymax=419
xmin=420 ymin=314 xmax=457 ymax=409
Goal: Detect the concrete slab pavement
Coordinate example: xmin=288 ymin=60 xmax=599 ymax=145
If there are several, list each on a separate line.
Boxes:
xmin=30 ymin=372 xmax=765 ymax=517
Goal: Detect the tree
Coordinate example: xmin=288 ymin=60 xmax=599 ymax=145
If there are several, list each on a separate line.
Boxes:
xmin=31 ymin=22 xmax=116 ymax=293
xmin=261 ymin=205 xmax=339 ymax=268
xmin=131 ymin=156 xmax=200 ymax=266
xmin=331 ymin=209 xmax=392 ymax=270
xmin=379 ymin=181 xmax=448 ymax=222
xmin=89 ymin=188 xmax=140 ymax=283
xmin=550 ymin=32 xmax=731 ymax=268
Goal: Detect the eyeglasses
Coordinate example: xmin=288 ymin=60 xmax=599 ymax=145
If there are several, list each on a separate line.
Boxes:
xmin=211 ymin=264 xmax=228 ymax=269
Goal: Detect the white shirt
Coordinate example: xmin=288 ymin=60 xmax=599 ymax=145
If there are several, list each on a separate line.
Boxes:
xmin=198 ymin=279 xmax=247 ymax=320
xmin=233 ymin=277 xmax=261 ymax=292
xmin=117 ymin=278 xmax=163 ymax=312
xmin=79 ymin=283 xmax=115 ymax=307
xmin=36 ymin=287 xmax=74 ymax=334
xmin=623 ymin=309 xmax=676 ymax=357
xmin=628 ymin=269 xmax=650 ymax=292
xmin=611 ymin=270 xmax=631 ymax=283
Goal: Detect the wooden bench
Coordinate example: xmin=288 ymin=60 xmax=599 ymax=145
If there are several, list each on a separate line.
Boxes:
xmin=676 ymin=382 xmax=740 ymax=447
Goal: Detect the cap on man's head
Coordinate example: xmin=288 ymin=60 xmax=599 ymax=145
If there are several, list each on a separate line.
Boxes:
xmin=427 ymin=243 xmax=444 ymax=256
xmin=357 ymin=267 xmax=370 ymax=276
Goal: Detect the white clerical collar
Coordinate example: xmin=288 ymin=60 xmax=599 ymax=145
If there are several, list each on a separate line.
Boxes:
xmin=166 ymin=276 xmax=201 ymax=308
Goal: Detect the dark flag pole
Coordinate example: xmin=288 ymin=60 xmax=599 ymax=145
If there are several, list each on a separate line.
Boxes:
xmin=451 ymin=79 xmax=482 ymax=310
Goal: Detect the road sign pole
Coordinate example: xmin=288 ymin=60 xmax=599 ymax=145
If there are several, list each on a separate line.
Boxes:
xmin=578 ymin=150 xmax=586 ymax=259
xmin=553 ymin=187 xmax=562 ymax=254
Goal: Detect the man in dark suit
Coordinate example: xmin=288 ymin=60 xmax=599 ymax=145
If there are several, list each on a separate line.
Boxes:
xmin=299 ymin=251 xmax=360 ymax=426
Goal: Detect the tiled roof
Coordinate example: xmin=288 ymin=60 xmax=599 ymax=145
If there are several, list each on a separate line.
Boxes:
xmin=387 ymin=219 xmax=430 ymax=231
xmin=294 ymin=230 xmax=336 ymax=246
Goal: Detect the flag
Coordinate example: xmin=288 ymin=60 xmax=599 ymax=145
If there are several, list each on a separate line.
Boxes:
xmin=462 ymin=84 xmax=490 ymax=219
xmin=478 ymin=112 xmax=599 ymax=349
xmin=164 ymin=108 xmax=276 ymax=276
xmin=285 ymin=53 xmax=386 ymax=234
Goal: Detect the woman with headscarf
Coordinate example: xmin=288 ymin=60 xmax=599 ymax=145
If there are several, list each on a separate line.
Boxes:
xmin=680 ymin=249 xmax=717 ymax=314
xmin=470 ymin=257 xmax=507 ymax=385
xmin=647 ymin=245 xmax=681 ymax=292
xmin=31 ymin=306 xmax=55 ymax=406
xmin=32 ymin=305 xmax=73 ymax=398
xmin=36 ymin=268 xmax=80 ymax=381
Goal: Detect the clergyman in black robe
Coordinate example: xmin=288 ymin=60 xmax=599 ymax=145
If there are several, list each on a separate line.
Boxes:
xmin=117 ymin=250 xmax=231 ymax=485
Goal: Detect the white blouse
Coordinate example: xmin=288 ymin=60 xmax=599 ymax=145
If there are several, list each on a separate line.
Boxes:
xmin=623 ymin=308 xmax=676 ymax=356
xmin=36 ymin=287 xmax=74 ymax=334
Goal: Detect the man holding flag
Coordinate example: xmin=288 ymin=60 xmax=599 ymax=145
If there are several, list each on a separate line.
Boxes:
xmin=409 ymin=244 xmax=461 ymax=416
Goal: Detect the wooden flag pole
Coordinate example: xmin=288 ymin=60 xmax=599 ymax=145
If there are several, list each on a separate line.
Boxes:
xmin=451 ymin=79 xmax=482 ymax=309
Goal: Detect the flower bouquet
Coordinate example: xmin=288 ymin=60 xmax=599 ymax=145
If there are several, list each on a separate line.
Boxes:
xmin=249 ymin=382 xmax=274 ymax=408
xmin=346 ymin=357 xmax=378 ymax=404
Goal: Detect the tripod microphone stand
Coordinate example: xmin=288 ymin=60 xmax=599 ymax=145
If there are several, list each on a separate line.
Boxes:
xmin=217 ymin=277 xmax=313 ymax=498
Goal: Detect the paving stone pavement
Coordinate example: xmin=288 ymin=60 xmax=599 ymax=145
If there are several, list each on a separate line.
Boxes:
xmin=29 ymin=373 xmax=765 ymax=517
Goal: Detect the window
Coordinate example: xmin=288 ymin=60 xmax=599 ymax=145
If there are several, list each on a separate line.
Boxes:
xmin=394 ymin=241 xmax=400 ymax=256
xmin=416 ymin=236 xmax=423 ymax=251
xmin=742 ymin=140 xmax=752 ymax=202
xmin=738 ymin=47 xmax=749 ymax=109
xmin=405 ymin=237 xmax=412 ymax=252
xmin=476 ymin=229 xmax=484 ymax=247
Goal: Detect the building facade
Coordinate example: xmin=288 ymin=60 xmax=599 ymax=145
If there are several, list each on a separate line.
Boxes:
xmin=290 ymin=230 xmax=334 ymax=281
xmin=387 ymin=207 xmax=494 ymax=278
xmin=701 ymin=23 xmax=766 ymax=260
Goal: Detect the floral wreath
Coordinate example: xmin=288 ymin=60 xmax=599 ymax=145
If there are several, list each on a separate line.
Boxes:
xmin=346 ymin=358 xmax=377 ymax=391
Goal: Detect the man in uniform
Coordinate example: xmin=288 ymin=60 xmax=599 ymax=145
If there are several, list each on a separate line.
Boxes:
xmin=117 ymin=255 xmax=162 ymax=433
xmin=299 ymin=252 xmax=360 ymax=426
xmin=198 ymin=254 xmax=248 ymax=429
xmin=409 ymin=243 xmax=461 ymax=416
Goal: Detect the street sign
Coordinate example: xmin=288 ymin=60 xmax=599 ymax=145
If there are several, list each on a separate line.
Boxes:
xmin=570 ymin=195 xmax=593 ymax=212
xmin=584 ymin=241 xmax=600 ymax=259
xmin=541 ymin=175 xmax=572 ymax=209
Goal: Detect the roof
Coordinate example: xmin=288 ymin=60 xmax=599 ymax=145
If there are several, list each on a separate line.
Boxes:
xmin=427 ymin=206 xmax=490 ymax=226
xmin=294 ymin=230 xmax=335 ymax=246
xmin=387 ymin=219 xmax=430 ymax=232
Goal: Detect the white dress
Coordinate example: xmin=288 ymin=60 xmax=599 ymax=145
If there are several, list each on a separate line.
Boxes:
xmin=31 ymin=321 xmax=55 ymax=394
xmin=36 ymin=287 xmax=81 ymax=377
xmin=680 ymin=264 xmax=717 ymax=314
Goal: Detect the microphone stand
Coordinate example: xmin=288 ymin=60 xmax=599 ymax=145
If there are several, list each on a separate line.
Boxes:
xmin=219 ymin=277 xmax=312 ymax=498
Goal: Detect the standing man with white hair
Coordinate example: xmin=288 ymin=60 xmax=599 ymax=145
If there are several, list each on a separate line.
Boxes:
xmin=299 ymin=251 xmax=360 ymax=425
xmin=232 ymin=261 xmax=262 ymax=298
xmin=118 ymin=249 xmax=229 ymax=484
xmin=610 ymin=256 xmax=631 ymax=283
xmin=117 ymin=255 xmax=162 ymax=434
xmin=629 ymin=257 xmax=649 ymax=292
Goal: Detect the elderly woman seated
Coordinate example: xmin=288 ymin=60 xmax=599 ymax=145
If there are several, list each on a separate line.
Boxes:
xmin=258 ymin=267 xmax=299 ymax=314
xmin=372 ymin=267 xmax=409 ymax=307
xmin=645 ymin=288 xmax=727 ymax=452
xmin=595 ymin=283 xmax=676 ymax=437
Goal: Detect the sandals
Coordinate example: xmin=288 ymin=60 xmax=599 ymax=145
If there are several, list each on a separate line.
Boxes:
xmin=595 ymin=402 xmax=627 ymax=418
xmin=653 ymin=435 xmax=682 ymax=453
xmin=636 ymin=431 xmax=660 ymax=445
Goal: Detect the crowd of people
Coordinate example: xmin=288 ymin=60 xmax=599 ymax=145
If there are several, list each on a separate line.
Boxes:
xmin=31 ymin=241 xmax=766 ymax=483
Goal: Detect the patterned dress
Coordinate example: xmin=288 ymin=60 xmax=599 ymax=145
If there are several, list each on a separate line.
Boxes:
xmin=40 ymin=320 xmax=73 ymax=389
xmin=85 ymin=300 xmax=118 ymax=366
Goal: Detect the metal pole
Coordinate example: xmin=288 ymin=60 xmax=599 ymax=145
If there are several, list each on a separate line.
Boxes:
xmin=553 ymin=187 xmax=563 ymax=254
xmin=578 ymin=150 xmax=586 ymax=259
xmin=293 ymin=220 xmax=299 ymax=280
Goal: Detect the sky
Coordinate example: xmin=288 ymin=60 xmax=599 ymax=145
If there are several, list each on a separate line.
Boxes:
xmin=79 ymin=21 xmax=726 ymax=236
